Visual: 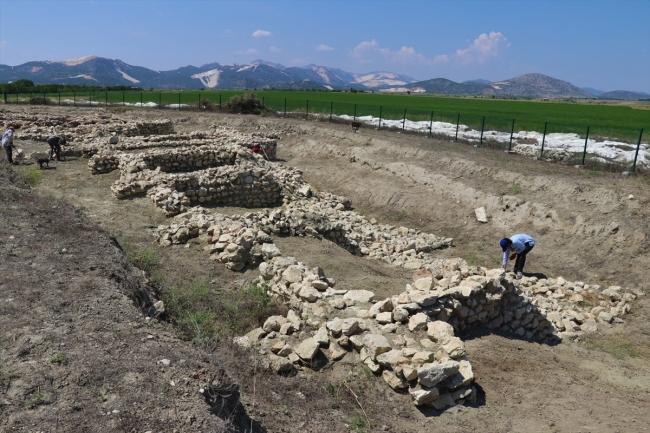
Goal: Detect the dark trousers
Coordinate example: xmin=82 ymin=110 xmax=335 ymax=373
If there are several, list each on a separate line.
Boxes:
xmin=4 ymin=147 xmax=12 ymax=164
xmin=49 ymin=143 xmax=61 ymax=161
xmin=514 ymin=242 xmax=534 ymax=273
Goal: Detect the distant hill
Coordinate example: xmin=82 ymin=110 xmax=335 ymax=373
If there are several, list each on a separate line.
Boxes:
xmin=0 ymin=56 xmax=415 ymax=91
xmin=599 ymin=90 xmax=650 ymax=100
xmin=488 ymin=73 xmax=594 ymax=98
xmin=1 ymin=56 xmax=645 ymax=98
xmin=582 ymin=87 xmax=605 ymax=96
xmin=402 ymin=78 xmax=494 ymax=95
xmin=397 ymin=73 xmax=594 ymax=98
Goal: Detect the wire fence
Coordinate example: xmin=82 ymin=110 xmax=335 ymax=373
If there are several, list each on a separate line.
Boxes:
xmin=3 ymin=91 xmax=648 ymax=173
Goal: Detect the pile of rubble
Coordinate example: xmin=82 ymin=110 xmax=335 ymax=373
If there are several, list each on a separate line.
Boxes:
xmin=82 ymin=127 xmax=278 ymax=159
xmin=227 ymin=252 xmax=639 ymax=410
xmin=154 ymin=195 xmax=453 ymax=263
xmin=89 ymin=143 xmax=256 ymax=175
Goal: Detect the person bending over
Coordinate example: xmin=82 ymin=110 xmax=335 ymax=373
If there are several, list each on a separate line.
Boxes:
xmin=500 ymin=234 xmax=536 ymax=279
xmin=46 ymin=136 xmax=66 ymax=161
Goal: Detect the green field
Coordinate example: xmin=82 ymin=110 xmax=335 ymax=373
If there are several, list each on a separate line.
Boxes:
xmin=4 ymin=90 xmax=649 ymax=140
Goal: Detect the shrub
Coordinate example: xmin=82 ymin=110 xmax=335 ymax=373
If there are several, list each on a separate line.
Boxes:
xmin=50 ymin=354 xmax=68 ymax=365
xmin=225 ymin=93 xmax=263 ymax=114
xmin=120 ymin=239 xmax=163 ymax=285
xmin=200 ymin=97 xmax=215 ymax=111
xmin=24 ymin=168 xmax=42 ymax=187
xmin=162 ymin=281 xmax=286 ymax=344
xmin=29 ymin=96 xmax=50 ymax=105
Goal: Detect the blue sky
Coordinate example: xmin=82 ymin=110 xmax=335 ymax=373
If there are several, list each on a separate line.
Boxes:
xmin=0 ymin=0 xmax=648 ymax=92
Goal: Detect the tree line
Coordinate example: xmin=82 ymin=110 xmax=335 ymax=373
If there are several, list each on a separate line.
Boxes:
xmin=0 ymin=79 xmax=142 ymax=94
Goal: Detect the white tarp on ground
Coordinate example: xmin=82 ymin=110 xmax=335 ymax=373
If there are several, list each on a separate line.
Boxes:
xmin=337 ymin=114 xmax=649 ymax=167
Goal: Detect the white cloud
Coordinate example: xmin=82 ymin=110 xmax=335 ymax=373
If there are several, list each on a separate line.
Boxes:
xmin=433 ymin=54 xmax=449 ymax=64
xmin=351 ymin=39 xmax=432 ymax=65
xmin=315 ymin=44 xmax=334 ymax=52
xmin=351 ymin=39 xmax=379 ymax=58
xmin=236 ymin=48 xmax=259 ymax=55
xmin=252 ymin=30 xmax=272 ymax=38
xmin=269 ymin=46 xmax=282 ymax=53
xmin=456 ymin=32 xmax=509 ymax=63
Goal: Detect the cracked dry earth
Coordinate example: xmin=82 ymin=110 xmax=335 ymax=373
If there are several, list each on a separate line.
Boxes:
xmin=2 ymin=105 xmax=650 ymax=433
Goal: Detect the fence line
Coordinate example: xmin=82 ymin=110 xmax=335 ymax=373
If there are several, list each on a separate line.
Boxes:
xmin=2 ymin=91 xmax=647 ymax=172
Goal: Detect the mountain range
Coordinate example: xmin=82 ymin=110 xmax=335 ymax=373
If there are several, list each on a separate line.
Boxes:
xmin=1 ymin=55 xmax=648 ymax=100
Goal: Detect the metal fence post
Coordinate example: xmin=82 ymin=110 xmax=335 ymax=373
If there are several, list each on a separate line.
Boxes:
xmin=428 ymin=111 xmax=433 ymax=138
xmin=581 ymin=126 xmax=590 ymax=165
xmin=353 ymin=104 xmax=357 ymax=121
xmin=402 ymin=109 xmax=407 ymax=132
xmin=508 ymin=118 xmax=515 ymax=151
xmin=479 ymin=116 xmax=485 ymax=146
xmin=455 ymin=114 xmax=460 ymax=141
xmin=140 ymin=92 xmax=143 ymax=107
xmin=123 ymin=92 xmax=125 ymax=106
xmin=306 ymin=100 xmax=309 ymax=120
xmin=178 ymin=93 xmax=181 ymax=111
xmin=73 ymin=91 xmax=76 ymax=107
xmin=105 ymin=92 xmax=108 ymax=107
xmin=198 ymin=93 xmax=201 ymax=110
xmin=540 ymin=121 xmax=548 ymax=157
xmin=329 ymin=101 xmax=332 ymax=122
xmin=631 ymin=128 xmax=644 ymax=173
xmin=378 ymin=106 xmax=382 ymax=129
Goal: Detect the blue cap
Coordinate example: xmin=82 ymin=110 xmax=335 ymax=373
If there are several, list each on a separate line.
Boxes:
xmin=500 ymin=238 xmax=509 ymax=252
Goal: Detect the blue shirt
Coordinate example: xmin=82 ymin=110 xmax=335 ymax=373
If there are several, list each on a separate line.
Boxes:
xmin=2 ymin=129 xmax=13 ymax=148
xmin=503 ymin=234 xmax=535 ymax=267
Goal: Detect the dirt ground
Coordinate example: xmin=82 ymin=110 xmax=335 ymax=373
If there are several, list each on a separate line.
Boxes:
xmin=2 ymin=105 xmax=650 ymax=433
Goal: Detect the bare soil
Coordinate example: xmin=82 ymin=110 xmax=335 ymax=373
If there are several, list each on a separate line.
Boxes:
xmin=2 ymin=105 xmax=650 ymax=433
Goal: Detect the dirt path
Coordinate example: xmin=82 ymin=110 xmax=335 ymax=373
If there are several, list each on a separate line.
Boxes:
xmin=3 ymin=106 xmax=650 ymax=433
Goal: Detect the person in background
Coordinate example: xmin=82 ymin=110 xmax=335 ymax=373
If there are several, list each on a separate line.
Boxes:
xmin=46 ymin=136 xmax=66 ymax=161
xmin=500 ymin=234 xmax=536 ymax=279
xmin=2 ymin=125 xmax=17 ymax=165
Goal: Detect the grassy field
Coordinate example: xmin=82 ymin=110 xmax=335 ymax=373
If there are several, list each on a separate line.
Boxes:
xmin=4 ymin=90 xmax=649 ymax=140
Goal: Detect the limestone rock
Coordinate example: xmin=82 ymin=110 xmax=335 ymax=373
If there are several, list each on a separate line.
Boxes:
xmin=263 ymin=315 xmax=288 ymax=333
xmin=382 ymin=370 xmax=408 ymax=390
xmin=344 ymin=290 xmax=376 ymax=304
xmin=268 ymin=354 xmax=293 ymax=373
xmin=376 ymin=312 xmax=393 ymax=324
xmin=413 ymin=277 xmax=434 ymax=291
xmin=408 ymin=313 xmax=429 ymax=332
xmin=475 ymin=207 xmax=488 ymax=223
xmin=362 ymin=334 xmax=392 ymax=360
xmin=295 ymin=338 xmax=320 ymax=360
xmin=409 ymin=384 xmax=440 ymax=406
xmin=427 ymin=321 xmax=455 ymax=343
xmin=418 ymin=361 xmax=460 ymax=387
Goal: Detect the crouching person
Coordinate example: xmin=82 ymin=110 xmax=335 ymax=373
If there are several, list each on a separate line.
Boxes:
xmin=46 ymin=136 xmax=66 ymax=161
